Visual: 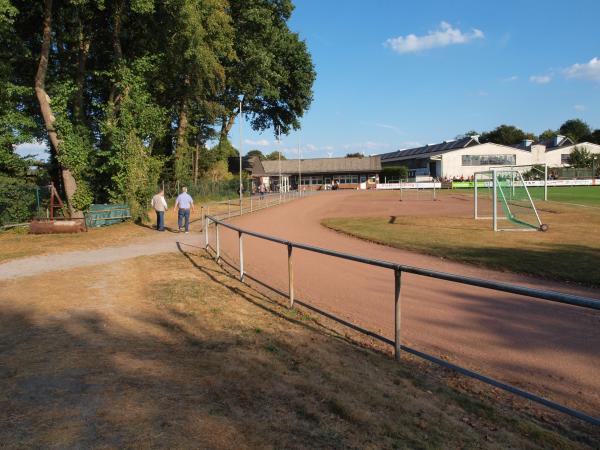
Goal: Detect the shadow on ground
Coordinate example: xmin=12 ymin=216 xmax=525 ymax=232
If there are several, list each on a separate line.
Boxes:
xmin=0 ymin=250 xmax=597 ymax=449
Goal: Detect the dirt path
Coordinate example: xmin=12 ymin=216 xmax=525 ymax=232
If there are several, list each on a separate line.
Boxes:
xmin=212 ymin=190 xmax=600 ymax=417
xmin=0 ymin=231 xmax=200 ymax=281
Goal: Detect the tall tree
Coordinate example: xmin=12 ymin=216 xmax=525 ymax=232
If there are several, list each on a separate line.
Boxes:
xmin=479 ymin=125 xmax=534 ymax=146
xmin=559 ymin=119 xmax=592 ymax=143
xmin=217 ymin=0 xmax=315 ymax=143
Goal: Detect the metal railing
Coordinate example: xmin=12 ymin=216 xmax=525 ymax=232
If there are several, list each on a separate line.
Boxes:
xmin=203 ymin=213 xmax=600 ymax=426
xmin=199 ymin=190 xmax=322 ymax=225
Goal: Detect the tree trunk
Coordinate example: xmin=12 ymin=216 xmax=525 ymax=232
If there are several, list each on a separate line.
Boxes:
xmin=176 ymin=98 xmax=189 ymax=153
xmin=34 ymin=0 xmax=80 ymax=217
xmin=219 ymin=109 xmax=239 ymax=144
xmin=194 ymin=143 xmax=199 ymax=185
xmin=107 ymin=0 xmax=124 ymax=108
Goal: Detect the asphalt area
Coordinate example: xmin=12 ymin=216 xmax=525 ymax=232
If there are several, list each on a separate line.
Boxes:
xmin=211 ymin=190 xmax=600 ymax=418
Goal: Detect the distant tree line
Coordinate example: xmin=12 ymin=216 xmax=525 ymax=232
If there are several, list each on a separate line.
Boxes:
xmin=463 ymin=118 xmax=600 ymax=147
xmin=0 ymin=0 xmax=315 ymax=219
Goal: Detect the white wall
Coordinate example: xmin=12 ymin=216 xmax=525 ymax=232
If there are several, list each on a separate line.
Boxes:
xmin=543 ymin=143 xmax=600 ymax=167
xmin=440 ymin=143 xmax=533 ymax=179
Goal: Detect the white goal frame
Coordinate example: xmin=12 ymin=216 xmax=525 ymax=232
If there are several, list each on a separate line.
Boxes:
xmin=474 ymin=168 xmax=545 ymax=232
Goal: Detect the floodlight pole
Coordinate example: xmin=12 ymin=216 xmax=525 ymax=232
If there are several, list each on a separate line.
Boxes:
xmin=298 ymin=136 xmax=302 ymax=195
xmin=278 ymin=125 xmax=282 ymax=201
xmin=544 ymin=164 xmax=548 ymax=201
xmin=492 ymin=168 xmax=498 ymax=232
xmin=239 ymin=100 xmax=243 ymax=211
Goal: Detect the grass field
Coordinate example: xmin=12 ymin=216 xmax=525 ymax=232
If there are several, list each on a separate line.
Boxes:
xmin=453 ymin=186 xmax=600 ymax=207
xmin=1 ymin=251 xmax=595 ymax=448
xmin=323 ymin=198 xmax=600 ymax=286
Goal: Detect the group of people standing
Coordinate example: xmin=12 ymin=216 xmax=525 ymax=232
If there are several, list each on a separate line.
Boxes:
xmin=150 ymin=187 xmax=195 ymax=233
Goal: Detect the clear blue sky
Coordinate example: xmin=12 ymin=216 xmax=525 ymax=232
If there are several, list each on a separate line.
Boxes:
xmin=18 ymin=0 xmax=600 ymax=160
xmin=241 ymin=0 xmax=600 ymax=158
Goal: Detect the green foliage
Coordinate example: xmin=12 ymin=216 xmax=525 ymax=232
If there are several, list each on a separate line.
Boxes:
xmin=265 ymin=151 xmax=286 ymax=160
xmin=101 ymin=61 xmax=166 ymax=221
xmin=538 ymin=129 xmax=556 ymax=141
xmin=246 ymin=149 xmax=265 ymax=160
xmin=0 ymin=176 xmax=37 ymax=226
xmin=345 ymin=153 xmax=364 ymax=158
xmin=50 ymin=81 xmax=94 ymax=210
xmin=559 ymin=119 xmax=591 ymax=143
xmin=480 ymin=125 xmax=535 ymax=146
xmin=568 ymin=146 xmax=593 ymax=168
xmin=381 ymin=165 xmax=408 ymax=180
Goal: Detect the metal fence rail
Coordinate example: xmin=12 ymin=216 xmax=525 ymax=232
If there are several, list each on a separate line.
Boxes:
xmin=199 ymin=190 xmax=321 ymax=226
xmin=203 ymin=213 xmax=600 ymax=426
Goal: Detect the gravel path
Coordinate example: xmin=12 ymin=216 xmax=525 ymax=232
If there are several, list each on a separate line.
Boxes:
xmin=0 ymin=232 xmax=200 ymax=281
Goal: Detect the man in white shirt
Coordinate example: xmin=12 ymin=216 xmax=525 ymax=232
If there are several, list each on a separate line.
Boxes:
xmin=174 ymin=187 xmax=195 ymax=233
xmin=151 ymin=189 xmax=168 ymax=231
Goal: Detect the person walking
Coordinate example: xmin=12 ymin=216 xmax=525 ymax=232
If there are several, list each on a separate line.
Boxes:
xmin=151 ymin=188 xmax=168 ymax=231
xmin=174 ymin=187 xmax=195 ymax=233
xmin=259 ymin=183 xmax=266 ymax=199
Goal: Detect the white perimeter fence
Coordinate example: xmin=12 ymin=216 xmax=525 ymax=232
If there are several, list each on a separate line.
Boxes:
xmin=198 ymin=201 xmax=600 ymax=427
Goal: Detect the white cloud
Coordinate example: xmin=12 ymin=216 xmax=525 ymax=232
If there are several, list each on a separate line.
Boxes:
xmin=564 ymin=57 xmax=600 ymax=83
xmin=375 ymin=123 xmax=404 ymax=135
xmin=385 ymin=21 xmax=484 ymax=54
xmin=321 ymin=145 xmax=334 ymax=151
xmin=305 ymin=144 xmax=318 ymax=152
xmin=244 ymin=138 xmax=270 ymax=146
xmin=502 ymin=75 xmax=518 ymax=82
xmin=343 ymin=141 xmax=391 ymax=151
xmin=574 ymin=104 xmax=586 ymax=112
xmin=529 ymin=74 xmax=552 ymax=84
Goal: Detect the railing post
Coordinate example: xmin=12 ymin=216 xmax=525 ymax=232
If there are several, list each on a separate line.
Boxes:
xmin=238 ymin=231 xmax=244 ymax=281
xmin=204 ymin=216 xmax=209 ymax=249
xmin=215 ymin=222 xmax=220 ymax=261
xmin=250 ymin=196 xmax=253 ymax=213
xmin=228 ymin=200 xmax=231 ymax=218
xmin=288 ymin=244 xmax=294 ymax=308
xmin=394 ymin=268 xmax=402 ymax=361
xmin=240 ymin=198 xmax=243 ymax=216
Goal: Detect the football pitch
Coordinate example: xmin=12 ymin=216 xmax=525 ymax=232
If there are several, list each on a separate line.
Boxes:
xmin=530 ymin=185 xmax=600 ymax=207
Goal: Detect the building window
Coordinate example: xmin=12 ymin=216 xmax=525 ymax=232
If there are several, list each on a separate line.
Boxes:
xmin=561 ymin=154 xmax=570 ymax=164
xmin=333 ymin=174 xmax=359 ymax=184
xmin=461 ymin=154 xmax=516 ymax=166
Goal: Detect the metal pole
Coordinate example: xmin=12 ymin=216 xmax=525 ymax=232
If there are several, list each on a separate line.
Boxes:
xmin=216 ymin=222 xmax=220 ymax=261
xmin=250 ymin=195 xmax=253 ymax=213
xmin=239 ymin=100 xmax=243 ymax=214
xmin=474 ymin=174 xmax=478 ymax=219
xmin=544 ymin=164 xmax=548 ymax=201
xmin=394 ymin=268 xmax=402 ymax=361
xmin=204 ymin=216 xmax=209 ymax=249
xmin=298 ymin=136 xmax=301 ymax=195
xmin=228 ymin=199 xmax=231 ymax=218
xmin=492 ymin=169 xmax=498 ymax=232
xmin=288 ymin=244 xmax=294 ymax=308
xmin=278 ymin=125 xmax=282 ymax=200
xmin=238 ymin=231 xmax=244 ymax=281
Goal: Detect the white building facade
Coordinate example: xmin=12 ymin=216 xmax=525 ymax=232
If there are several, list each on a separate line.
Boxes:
xmin=379 ymin=135 xmax=600 ymax=180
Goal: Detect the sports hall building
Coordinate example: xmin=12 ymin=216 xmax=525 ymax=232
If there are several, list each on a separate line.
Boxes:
xmin=378 ymin=135 xmax=600 ymax=180
xmin=249 ymin=156 xmax=381 ymax=191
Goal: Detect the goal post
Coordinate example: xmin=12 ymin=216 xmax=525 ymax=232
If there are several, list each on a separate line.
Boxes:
xmin=491 ymin=163 xmax=548 ymax=202
xmin=474 ymin=168 xmax=548 ymax=232
xmin=399 ymin=179 xmax=438 ymax=201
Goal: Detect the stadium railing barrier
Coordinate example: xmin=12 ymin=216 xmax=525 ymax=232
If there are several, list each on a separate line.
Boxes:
xmin=202 ymin=211 xmax=600 ymax=426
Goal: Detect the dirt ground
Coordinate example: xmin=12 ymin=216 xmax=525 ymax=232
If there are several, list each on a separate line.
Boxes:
xmin=211 ymin=190 xmax=600 ymax=420
xmin=1 ymin=249 xmax=597 ymax=449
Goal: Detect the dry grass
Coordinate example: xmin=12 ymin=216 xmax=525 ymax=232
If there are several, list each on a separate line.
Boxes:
xmin=323 ymin=197 xmax=600 ymax=286
xmin=0 ymin=195 xmax=284 ymax=263
xmin=1 ymin=250 xmax=597 ymax=448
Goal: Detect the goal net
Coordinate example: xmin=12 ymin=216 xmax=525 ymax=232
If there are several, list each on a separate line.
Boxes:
xmin=475 ymin=169 xmax=547 ymax=232
xmin=492 ymin=163 xmax=548 ymax=202
xmin=399 ymin=179 xmax=438 ymax=201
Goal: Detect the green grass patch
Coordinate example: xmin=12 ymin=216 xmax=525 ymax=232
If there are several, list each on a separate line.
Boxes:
xmin=323 ymin=205 xmax=600 ymax=286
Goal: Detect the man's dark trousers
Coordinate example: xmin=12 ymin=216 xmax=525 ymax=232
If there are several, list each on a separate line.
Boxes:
xmin=156 ymin=211 xmax=165 ymax=231
xmin=178 ymin=208 xmax=190 ymax=232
